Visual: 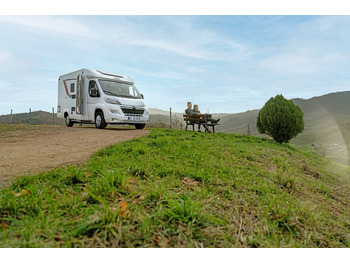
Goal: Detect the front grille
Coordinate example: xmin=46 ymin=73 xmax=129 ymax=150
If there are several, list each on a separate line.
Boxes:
xmin=121 ymin=108 xmax=144 ymax=115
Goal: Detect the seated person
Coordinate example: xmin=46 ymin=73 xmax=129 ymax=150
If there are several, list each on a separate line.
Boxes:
xmin=193 ymin=104 xmax=220 ymax=124
xmin=185 ymin=102 xmax=194 ymax=115
xmin=185 ymin=102 xmax=201 ymax=132
xmin=192 ymin=104 xmax=200 ymax=114
xmin=193 ymin=104 xmax=202 ymax=131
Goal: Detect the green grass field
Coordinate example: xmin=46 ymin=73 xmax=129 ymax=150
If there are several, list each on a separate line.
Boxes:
xmin=0 ymin=129 xmax=349 ymax=247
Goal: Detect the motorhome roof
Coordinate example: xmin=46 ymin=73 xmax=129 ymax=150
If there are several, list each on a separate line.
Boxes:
xmin=59 ymin=69 xmax=134 ymax=84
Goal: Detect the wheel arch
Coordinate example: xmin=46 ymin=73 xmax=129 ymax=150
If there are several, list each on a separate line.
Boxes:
xmin=94 ymin=108 xmax=104 ymax=117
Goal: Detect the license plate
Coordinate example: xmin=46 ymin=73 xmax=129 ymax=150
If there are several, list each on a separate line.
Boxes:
xmin=128 ymin=116 xmax=141 ymax=121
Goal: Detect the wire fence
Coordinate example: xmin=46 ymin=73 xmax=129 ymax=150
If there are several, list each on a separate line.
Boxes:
xmin=2 ymin=107 xmax=264 ymax=138
xmin=1 ymin=108 xmax=58 ymax=125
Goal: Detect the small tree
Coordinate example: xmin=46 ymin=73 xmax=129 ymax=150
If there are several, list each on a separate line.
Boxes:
xmin=257 ymin=94 xmax=304 ymax=143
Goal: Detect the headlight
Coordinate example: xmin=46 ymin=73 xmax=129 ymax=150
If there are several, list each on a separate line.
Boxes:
xmin=105 ymin=97 xmax=121 ymax=105
xmin=142 ymin=102 xmax=146 ymax=107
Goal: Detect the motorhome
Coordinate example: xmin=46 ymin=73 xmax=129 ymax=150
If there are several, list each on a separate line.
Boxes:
xmin=57 ymin=69 xmax=149 ymax=129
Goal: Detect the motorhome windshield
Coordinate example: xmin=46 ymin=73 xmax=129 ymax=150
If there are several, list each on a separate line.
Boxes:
xmin=98 ymin=80 xmax=142 ymax=99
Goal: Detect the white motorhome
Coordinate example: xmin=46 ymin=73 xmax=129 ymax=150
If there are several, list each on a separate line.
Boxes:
xmin=57 ymin=69 xmax=149 ymax=129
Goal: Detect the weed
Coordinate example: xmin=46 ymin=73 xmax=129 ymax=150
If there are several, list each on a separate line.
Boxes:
xmin=161 ymin=195 xmax=204 ymax=225
xmin=131 ymin=168 xmax=148 ymax=180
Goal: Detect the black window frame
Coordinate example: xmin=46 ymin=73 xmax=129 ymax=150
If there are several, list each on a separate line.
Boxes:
xmin=89 ymin=80 xmax=100 ymax=98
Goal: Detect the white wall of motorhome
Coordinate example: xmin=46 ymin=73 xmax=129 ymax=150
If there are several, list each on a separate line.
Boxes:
xmin=57 ymin=69 xmax=149 ymax=129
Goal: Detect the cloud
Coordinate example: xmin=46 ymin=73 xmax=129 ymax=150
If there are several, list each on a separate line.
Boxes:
xmin=256 ymin=16 xmax=350 ymax=78
xmin=1 ymin=16 xmax=350 ymax=115
xmin=0 ymin=16 xmax=93 ymax=38
xmin=0 ymin=50 xmax=32 ymax=78
xmin=0 ymin=50 xmax=12 ymax=63
xmin=118 ymin=64 xmax=185 ymax=80
xmin=0 ymin=16 xmax=249 ymax=62
xmin=96 ymin=16 xmax=250 ymax=61
xmin=296 ymin=16 xmax=350 ymax=40
xmin=259 ymin=52 xmax=342 ymax=76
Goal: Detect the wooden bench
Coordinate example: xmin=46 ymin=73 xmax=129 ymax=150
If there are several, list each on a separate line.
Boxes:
xmin=183 ymin=114 xmax=219 ymax=133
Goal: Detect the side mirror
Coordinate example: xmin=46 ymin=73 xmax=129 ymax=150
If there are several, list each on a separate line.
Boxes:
xmin=90 ymin=89 xmax=99 ymax=97
xmin=141 ymin=94 xmax=144 ymax=99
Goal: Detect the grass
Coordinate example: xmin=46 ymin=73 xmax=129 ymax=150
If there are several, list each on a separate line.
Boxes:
xmin=0 ymin=128 xmax=349 ymax=247
xmin=0 ymin=124 xmax=32 ymax=134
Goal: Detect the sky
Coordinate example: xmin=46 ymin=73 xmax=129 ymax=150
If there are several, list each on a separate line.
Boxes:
xmin=1 ymin=13 xmax=350 ymax=115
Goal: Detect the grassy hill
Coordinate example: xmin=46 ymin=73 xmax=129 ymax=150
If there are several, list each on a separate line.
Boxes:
xmin=0 ymin=129 xmax=349 ymax=247
xmin=0 ymin=110 xmax=65 ymax=125
xmin=154 ymin=92 xmax=350 ymax=165
xmin=2 ymin=91 xmax=350 ymax=165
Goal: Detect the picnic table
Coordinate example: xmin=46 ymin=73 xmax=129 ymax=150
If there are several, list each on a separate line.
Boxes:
xmin=183 ymin=114 xmax=219 ymax=133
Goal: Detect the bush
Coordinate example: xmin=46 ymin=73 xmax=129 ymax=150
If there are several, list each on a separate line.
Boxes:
xmin=257 ymin=94 xmax=304 ymax=143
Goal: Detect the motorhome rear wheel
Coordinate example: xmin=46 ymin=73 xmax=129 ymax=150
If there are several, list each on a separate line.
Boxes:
xmin=65 ymin=116 xmax=74 ymax=127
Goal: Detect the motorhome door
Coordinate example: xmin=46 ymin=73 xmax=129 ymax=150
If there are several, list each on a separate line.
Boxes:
xmin=76 ymin=74 xmax=83 ymax=114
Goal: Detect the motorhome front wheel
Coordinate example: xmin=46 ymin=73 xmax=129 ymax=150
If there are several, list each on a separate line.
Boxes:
xmin=95 ymin=111 xmax=107 ymax=129
xmin=135 ymin=124 xmax=146 ymax=129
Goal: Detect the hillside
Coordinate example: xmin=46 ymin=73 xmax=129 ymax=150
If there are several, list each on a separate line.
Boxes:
xmin=0 ymin=129 xmax=349 ymax=247
xmin=210 ymin=91 xmax=350 ymax=135
xmin=152 ymin=92 xmax=350 ymax=165
xmin=219 ymin=91 xmax=350 ymax=165
xmin=0 ymin=110 xmax=65 ymax=125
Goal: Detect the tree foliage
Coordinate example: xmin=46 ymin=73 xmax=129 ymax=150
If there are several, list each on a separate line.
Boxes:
xmin=257 ymin=94 xmax=304 ymax=143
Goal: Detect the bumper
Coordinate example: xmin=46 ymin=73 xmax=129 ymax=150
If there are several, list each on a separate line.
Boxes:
xmin=104 ymin=105 xmax=149 ymax=124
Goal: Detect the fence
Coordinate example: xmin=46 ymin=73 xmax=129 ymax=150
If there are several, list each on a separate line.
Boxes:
xmin=3 ymin=107 xmax=58 ymax=125
xmin=3 ymin=107 xmax=263 ymax=137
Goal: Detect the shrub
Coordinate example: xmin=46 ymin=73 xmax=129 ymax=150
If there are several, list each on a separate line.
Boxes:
xmin=257 ymin=94 xmax=304 ymax=143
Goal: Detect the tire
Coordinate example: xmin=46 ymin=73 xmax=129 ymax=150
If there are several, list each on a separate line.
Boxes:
xmin=95 ymin=111 xmax=107 ymax=129
xmin=134 ymin=124 xmax=146 ymax=130
xmin=65 ymin=116 xmax=74 ymax=127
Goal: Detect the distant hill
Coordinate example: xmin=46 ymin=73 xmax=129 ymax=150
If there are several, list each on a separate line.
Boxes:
xmin=215 ymin=92 xmax=350 ymax=165
xmin=0 ymin=110 xmax=65 ymax=125
xmin=290 ymin=92 xmax=350 ymax=165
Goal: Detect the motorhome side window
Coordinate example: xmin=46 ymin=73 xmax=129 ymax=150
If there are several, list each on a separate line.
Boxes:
xmin=89 ymin=81 xmax=100 ymax=97
xmin=70 ymin=83 xmax=75 ymax=93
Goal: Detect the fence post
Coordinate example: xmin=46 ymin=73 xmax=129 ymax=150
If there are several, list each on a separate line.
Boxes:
xmin=169 ymin=107 xmax=172 ymax=129
xmin=247 ymin=124 xmax=250 ymax=135
xmin=29 ymin=108 xmax=31 ymax=125
xmin=52 ymin=107 xmax=55 ymax=125
xmin=10 ymin=109 xmax=13 ymax=124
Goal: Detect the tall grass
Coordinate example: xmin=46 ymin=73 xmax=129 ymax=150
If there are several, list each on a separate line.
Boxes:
xmin=0 ymin=129 xmax=349 ymax=247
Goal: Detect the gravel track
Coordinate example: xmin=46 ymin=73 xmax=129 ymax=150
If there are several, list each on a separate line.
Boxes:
xmin=0 ymin=125 xmax=150 ymax=188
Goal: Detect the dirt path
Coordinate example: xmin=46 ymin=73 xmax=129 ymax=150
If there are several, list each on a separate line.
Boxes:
xmin=0 ymin=125 xmax=150 ymax=188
